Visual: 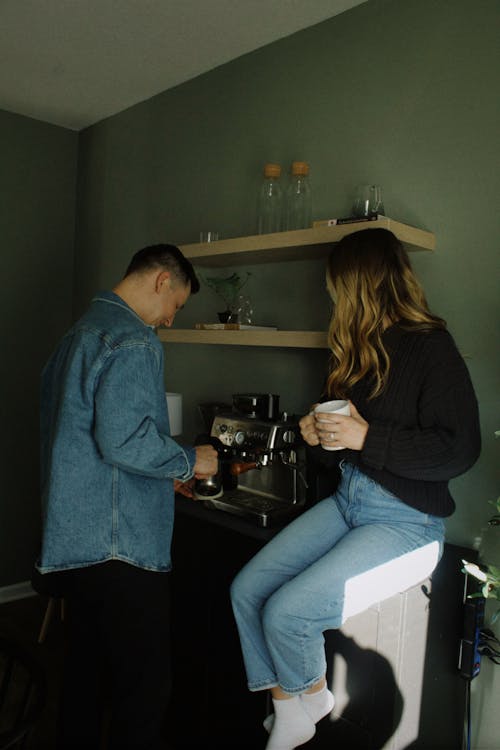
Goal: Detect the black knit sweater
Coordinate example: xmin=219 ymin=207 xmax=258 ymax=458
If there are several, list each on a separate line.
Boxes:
xmin=308 ymin=323 xmax=481 ymax=517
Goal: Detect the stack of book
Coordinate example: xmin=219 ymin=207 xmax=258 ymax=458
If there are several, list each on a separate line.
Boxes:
xmin=195 ymin=323 xmax=277 ymax=331
xmin=313 ymin=214 xmax=385 ymax=227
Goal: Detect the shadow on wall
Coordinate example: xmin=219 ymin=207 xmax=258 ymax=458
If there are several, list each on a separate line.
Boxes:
xmin=314 ymin=632 xmax=403 ymax=749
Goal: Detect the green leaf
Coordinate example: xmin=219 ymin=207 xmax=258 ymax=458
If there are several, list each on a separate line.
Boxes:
xmin=202 ymin=272 xmax=251 ymax=307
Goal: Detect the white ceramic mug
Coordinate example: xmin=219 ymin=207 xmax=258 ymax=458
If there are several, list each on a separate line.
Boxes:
xmin=314 ymin=399 xmax=351 ymax=451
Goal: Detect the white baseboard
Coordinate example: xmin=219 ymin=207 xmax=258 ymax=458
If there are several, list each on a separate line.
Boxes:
xmin=0 ymin=581 xmax=36 ymax=604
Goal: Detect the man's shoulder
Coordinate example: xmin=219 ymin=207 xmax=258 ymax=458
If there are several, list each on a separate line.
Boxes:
xmin=78 ymin=294 xmax=157 ymax=349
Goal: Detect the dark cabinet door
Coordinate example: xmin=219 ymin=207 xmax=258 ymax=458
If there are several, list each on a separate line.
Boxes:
xmin=167 ymin=510 xmax=269 ymax=749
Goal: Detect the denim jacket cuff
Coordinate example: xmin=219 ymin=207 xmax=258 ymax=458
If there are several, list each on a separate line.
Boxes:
xmin=175 ymin=445 xmax=197 ymax=480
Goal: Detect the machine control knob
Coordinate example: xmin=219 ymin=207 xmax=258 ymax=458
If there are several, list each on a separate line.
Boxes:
xmin=282 ymin=430 xmax=296 ymax=444
xmin=219 ymin=424 xmax=227 ymax=433
xmin=234 ymin=430 xmax=246 ymax=446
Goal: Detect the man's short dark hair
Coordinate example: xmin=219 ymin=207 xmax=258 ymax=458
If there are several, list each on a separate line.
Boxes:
xmin=124 ymin=243 xmax=200 ymax=294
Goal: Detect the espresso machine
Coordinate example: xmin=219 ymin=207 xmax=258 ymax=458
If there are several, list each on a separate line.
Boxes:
xmin=194 ymin=394 xmax=308 ymax=527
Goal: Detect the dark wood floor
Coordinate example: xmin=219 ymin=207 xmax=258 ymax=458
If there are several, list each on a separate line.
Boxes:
xmin=1 ymin=594 xmax=183 ymax=749
xmin=0 ymin=593 xmax=64 ymax=749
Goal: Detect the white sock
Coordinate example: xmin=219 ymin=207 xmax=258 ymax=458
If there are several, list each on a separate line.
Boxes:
xmin=263 ymin=686 xmax=334 ymax=734
xmin=264 ymin=696 xmax=315 ymax=750
xmin=301 ymin=685 xmax=335 ymax=722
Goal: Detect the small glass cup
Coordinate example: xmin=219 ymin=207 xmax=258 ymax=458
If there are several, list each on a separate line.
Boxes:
xmin=232 ymin=294 xmax=253 ymax=325
xmin=200 ymin=231 xmax=219 ymax=243
xmin=352 ymin=185 xmax=384 ymax=218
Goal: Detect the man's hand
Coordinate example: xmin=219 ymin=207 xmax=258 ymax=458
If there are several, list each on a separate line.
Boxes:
xmin=313 ymin=400 xmax=369 ymax=451
xmin=193 ymin=444 xmax=218 ymax=478
xmin=173 ymin=478 xmax=195 ymax=498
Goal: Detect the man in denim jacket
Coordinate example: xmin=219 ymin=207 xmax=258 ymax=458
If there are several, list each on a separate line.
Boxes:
xmin=38 ymin=244 xmax=218 ymax=750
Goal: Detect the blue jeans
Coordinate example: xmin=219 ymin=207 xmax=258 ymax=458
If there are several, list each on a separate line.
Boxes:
xmin=230 ymin=462 xmax=444 ymax=694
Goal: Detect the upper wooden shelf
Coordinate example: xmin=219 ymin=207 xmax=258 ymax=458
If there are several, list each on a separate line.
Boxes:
xmin=179 ymin=218 xmax=435 ymax=267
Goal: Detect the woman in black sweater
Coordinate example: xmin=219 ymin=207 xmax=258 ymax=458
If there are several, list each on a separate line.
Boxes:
xmin=230 ymin=228 xmax=481 ymax=750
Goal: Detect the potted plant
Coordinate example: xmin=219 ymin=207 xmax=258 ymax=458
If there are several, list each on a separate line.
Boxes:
xmin=462 ymin=430 xmax=500 ymax=623
xmin=203 ymin=271 xmax=251 ymax=323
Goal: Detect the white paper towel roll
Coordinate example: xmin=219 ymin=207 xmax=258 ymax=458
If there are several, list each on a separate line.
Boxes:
xmin=165 ymin=392 xmax=183 ymax=436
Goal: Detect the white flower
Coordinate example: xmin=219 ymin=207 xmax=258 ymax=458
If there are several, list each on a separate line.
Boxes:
xmin=462 ymin=560 xmax=488 ymax=582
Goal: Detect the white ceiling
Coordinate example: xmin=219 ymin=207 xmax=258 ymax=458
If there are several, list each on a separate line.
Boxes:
xmin=0 ymin=0 xmax=367 ymax=131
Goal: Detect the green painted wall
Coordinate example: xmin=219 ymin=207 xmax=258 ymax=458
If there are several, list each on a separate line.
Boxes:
xmin=75 ymin=0 xmax=500 ymax=546
xmin=0 ymin=110 xmax=78 ymax=587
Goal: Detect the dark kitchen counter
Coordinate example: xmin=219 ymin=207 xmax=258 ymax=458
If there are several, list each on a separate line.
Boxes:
xmin=174 ymin=493 xmax=297 ymax=542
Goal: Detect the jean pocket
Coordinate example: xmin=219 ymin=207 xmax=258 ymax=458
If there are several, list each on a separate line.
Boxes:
xmin=363 ymin=473 xmax=402 ymax=503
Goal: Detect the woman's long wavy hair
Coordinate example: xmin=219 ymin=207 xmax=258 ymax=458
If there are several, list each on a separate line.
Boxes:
xmin=325 ymin=228 xmax=445 ymax=400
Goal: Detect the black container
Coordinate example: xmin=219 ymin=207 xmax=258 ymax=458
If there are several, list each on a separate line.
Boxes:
xmin=232 ymin=393 xmax=279 ymax=420
xmin=193 ymin=471 xmax=223 ymax=500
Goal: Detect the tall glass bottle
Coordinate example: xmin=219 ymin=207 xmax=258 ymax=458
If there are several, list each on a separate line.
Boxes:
xmin=285 ymin=161 xmax=312 ymax=230
xmin=257 ymin=163 xmax=283 ymax=234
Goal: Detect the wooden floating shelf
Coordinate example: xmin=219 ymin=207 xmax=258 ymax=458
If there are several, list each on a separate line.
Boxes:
xmin=179 ymin=218 xmax=435 ymax=268
xmin=164 ymin=219 xmax=435 ymax=348
xmin=157 ymin=329 xmax=328 ymax=349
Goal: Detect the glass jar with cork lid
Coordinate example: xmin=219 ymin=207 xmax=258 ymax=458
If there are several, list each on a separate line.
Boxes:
xmin=285 ymin=161 xmax=312 ymax=230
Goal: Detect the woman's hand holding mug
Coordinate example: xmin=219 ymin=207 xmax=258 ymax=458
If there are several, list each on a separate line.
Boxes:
xmin=301 ymin=400 xmax=369 ymax=451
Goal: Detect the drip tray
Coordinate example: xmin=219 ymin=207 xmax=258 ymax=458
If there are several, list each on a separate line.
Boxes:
xmin=203 ymin=488 xmax=304 ymax=528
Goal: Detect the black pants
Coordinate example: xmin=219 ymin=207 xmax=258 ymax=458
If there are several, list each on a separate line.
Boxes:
xmin=57 ymin=561 xmax=172 ymax=750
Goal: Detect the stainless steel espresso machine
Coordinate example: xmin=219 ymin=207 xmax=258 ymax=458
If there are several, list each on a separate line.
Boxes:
xmin=194 ymin=394 xmax=308 ymax=527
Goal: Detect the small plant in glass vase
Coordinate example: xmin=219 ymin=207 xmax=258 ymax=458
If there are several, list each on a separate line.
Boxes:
xmin=203 ymin=271 xmax=251 ymax=323
xmin=462 ymin=430 xmax=500 ymax=624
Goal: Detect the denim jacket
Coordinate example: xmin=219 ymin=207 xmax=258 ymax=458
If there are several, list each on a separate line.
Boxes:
xmin=38 ymin=291 xmax=196 ymax=573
